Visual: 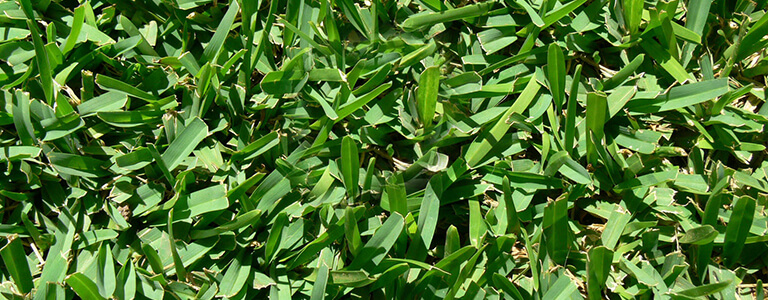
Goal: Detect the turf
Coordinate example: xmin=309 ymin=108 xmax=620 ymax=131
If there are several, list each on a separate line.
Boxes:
xmin=1 ymin=0 xmax=768 ymax=298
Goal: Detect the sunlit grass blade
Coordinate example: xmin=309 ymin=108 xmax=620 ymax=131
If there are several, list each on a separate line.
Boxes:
xmin=341 ymin=136 xmax=359 ymax=199
xmin=547 ymin=44 xmax=565 ymax=111
xmin=0 ymin=235 xmax=34 ymax=294
xmin=66 ymin=273 xmax=107 ymax=300
xmin=465 ymin=76 xmax=540 ymax=167
xmin=400 ymin=1 xmax=495 ymax=32
xmin=417 ymin=66 xmax=440 ymax=128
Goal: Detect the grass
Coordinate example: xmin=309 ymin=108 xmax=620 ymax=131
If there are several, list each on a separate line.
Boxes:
xmin=1 ymin=0 xmax=768 ymax=298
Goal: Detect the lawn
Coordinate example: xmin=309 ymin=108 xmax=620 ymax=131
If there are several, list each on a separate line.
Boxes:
xmin=1 ymin=0 xmax=768 ymax=298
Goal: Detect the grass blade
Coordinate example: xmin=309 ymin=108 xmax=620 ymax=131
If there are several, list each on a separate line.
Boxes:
xmin=344 ymin=207 xmax=362 ymax=257
xmin=626 ymin=78 xmax=729 ymax=113
xmin=341 ymin=136 xmax=359 ymax=199
xmin=66 ymin=273 xmax=107 ymax=300
xmin=547 ymin=44 xmax=566 ymax=111
xmin=468 ymin=198 xmax=486 ymax=247
xmin=680 ymin=225 xmax=718 ymax=245
xmin=465 ymin=76 xmax=540 ymax=167
xmin=543 ymin=197 xmax=569 ymax=264
xmin=161 ymin=117 xmax=208 ymax=170
xmin=401 ymin=1 xmax=494 ymax=32
xmin=722 ymin=196 xmax=755 ymax=267
xmin=202 ymin=0 xmax=239 ymax=63
xmin=417 ymin=66 xmax=440 ymax=128
xmin=601 ymin=205 xmax=631 ymax=249
xmin=349 ymin=213 xmax=404 ymax=269
xmin=95 ymin=75 xmax=159 ymax=102
xmin=20 ymin=0 xmax=53 ymax=104
xmin=0 ymin=235 xmax=34 ymax=294
xmin=587 ymin=246 xmax=613 ymax=300
xmin=586 ymin=92 xmax=608 ymax=166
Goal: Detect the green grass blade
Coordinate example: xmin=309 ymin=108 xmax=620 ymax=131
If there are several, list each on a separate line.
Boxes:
xmin=167 ymin=209 xmax=187 ymax=281
xmin=722 ymin=196 xmax=756 ymax=267
xmin=417 ymin=66 xmax=440 ymax=128
xmin=20 ymin=0 xmax=54 ymax=105
xmin=115 ymin=262 xmax=136 ymax=300
xmin=62 ymin=4 xmax=86 ymax=54
xmin=680 ymin=225 xmax=718 ymax=245
xmin=626 ymin=78 xmax=729 ymax=113
xmin=541 ymin=274 xmax=579 ymax=299
xmin=161 ymin=117 xmax=208 ymax=170
xmin=543 ymin=197 xmax=569 ymax=264
xmin=639 ymin=38 xmax=693 ymax=83
xmin=547 ymin=44 xmax=566 ymax=111
xmin=401 ymin=1 xmax=495 ymax=32
xmin=444 ymin=225 xmax=460 ymax=257
xmin=12 ymin=91 xmax=36 ymax=146
xmin=344 ymin=207 xmax=362 ymax=257
xmin=265 ymin=213 xmax=288 ymax=264
xmin=0 ymin=235 xmax=34 ymax=294
xmin=417 ymin=176 xmax=443 ymax=249
xmin=386 ymin=173 xmax=407 ymax=216
xmin=465 ymin=76 xmax=540 ymax=167
xmin=468 ymin=198 xmax=486 ymax=247
xmin=623 ymin=0 xmax=643 ymax=35
xmin=341 ymin=136 xmax=359 ymax=199
xmin=310 ymin=264 xmax=329 ymax=300
xmin=602 ymin=54 xmax=644 ymax=91
xmin=587 ymin=246 xmax=613 ymax=300
xmin=95 ymin=75 xmax=159 ymax=102
xmin=586 ymin=92 xmax=608 ymax=166
xmin=219 ymin=250 xmax=252 ymax=297
xmin=671 ymin=280 xmax=732 ymax=298
xmin=202 ymin=0 xmax=239 ymax=63
xmin=66 ymin=273 xmax=107 ymax=300
xmin=601 ymin=205 xmax=631 ymax=249
xmin=231 ymin=132 xmax=280 ymax=162
xmin=349 ymin=213 xmax=404 ymax=269
xmin=735 ymin=12 xmax=768 ymax=61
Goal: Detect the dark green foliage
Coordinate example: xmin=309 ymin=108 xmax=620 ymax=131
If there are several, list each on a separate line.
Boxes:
xmin=0 ymin=0 xmax=767 ymax=298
